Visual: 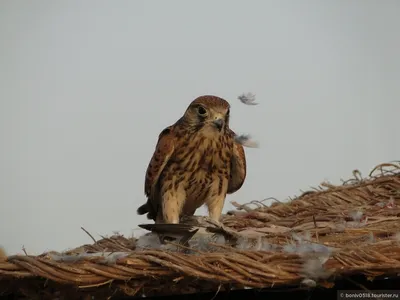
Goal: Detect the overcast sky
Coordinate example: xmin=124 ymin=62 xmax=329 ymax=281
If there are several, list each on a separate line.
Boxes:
xmin=1 ymin=0 xmax=399 ymax=255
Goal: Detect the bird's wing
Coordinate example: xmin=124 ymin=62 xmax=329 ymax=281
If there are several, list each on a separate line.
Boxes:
xmin=227 ymin=131 xmax=247 ymax=194
xmin=138 ymin=223 xmax=200 ymax=245
xmin=144 ymin=126 xmax=176 ymax=211
xmin=138 ymin=223 xmax=198 ymax=235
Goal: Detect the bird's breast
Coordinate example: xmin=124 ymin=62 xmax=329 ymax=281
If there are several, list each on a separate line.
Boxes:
xmin=187 ymin=135 xmax=231 ymax=171
xmin=158 ymin=133 xmax=233 ymax=212
xmin=167 ymin=133 xmax=233 ymax=182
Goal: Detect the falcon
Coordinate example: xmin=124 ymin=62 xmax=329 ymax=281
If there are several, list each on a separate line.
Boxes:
xmin=137 ymin=95 xmax=246 ymax=224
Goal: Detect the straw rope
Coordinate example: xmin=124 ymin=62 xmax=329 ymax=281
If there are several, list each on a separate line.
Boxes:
xmin=0 ymin=162 xmax=399 ymax=298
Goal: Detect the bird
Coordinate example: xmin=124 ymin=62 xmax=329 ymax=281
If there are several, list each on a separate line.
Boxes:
xmin=137 ymin=95 xmax=247 ymax=225
xmin=138 ymin=215 xmax=241 ymax=248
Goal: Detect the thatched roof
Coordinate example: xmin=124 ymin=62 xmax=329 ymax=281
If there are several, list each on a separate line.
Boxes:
xmin=1 ymin=162 xmax=399 ymax=299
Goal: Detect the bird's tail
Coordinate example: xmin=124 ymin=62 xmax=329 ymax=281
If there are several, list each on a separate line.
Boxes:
xmin=137 ymin=203 xmax=149 ymax=215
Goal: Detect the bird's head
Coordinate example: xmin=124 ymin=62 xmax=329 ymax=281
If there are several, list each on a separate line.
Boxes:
xmin=182 ymin=95 xmax=231 ymax=135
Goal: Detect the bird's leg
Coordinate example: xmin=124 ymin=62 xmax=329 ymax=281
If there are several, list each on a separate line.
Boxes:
xmin=206 ymin=194 xmax=225 ymax=225
xmin=155 ymin=210 xmax=165 ymax=224
xmin=161 ymin=189 xmax=186 ymax=224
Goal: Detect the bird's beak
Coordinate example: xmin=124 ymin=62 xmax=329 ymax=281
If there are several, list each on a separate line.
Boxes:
xmin=212 ymin=118 xmax=224 ymax=131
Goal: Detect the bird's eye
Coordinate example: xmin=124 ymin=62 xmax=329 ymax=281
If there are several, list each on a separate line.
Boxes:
xmin=197 ymin=106 xmax=207 ymax=116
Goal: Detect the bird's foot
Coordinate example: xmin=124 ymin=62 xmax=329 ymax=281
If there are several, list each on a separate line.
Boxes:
xmin=203 ymin=216 xmax=224 ymax=229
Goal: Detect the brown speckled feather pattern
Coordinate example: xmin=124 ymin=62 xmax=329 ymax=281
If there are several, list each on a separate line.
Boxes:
xmin=137 ymin=95 xmax=247 ymax=223
xmin=227 ymin=129 xmax=246 ymax=194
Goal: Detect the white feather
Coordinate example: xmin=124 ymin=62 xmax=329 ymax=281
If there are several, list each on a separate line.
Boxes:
xmin=238 ymin=93 xmax=258 ymax=105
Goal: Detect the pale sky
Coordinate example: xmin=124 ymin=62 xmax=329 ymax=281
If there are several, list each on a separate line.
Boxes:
xmin=1 ymin=0 xmax=399 ymax=255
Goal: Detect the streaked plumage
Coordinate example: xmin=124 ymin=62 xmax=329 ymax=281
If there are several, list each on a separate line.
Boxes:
xmin=137 ymin=95 xmax=246 ymax=224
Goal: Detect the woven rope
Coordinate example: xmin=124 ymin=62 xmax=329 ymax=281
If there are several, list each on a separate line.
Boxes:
xmin=0 ymin=162 xmax=399 ymax=298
